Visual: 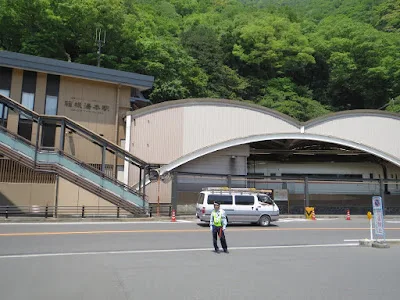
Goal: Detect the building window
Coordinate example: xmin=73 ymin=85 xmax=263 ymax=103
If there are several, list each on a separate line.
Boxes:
xmin=42 ymin=75 xmax=60 ymax=147
xmin=18 ymin=71 xmax=37 ymax=140
xmin=20 ymin=92 xmax=35 ymax=118
xmin=0 ymin=89 xmax=10 ymax=126
xmin=45 ymin=95 xmax=58 ymax=115
xmin=0 ymin=67 xmax=12 ymax=127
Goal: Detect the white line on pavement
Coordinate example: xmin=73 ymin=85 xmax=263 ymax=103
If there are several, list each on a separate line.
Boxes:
xmin=277 ymin=218 xmax=339 ymax=222
xmin=0 ymin=243 xmax=358 ymax=259
xmin=344 ymin=239 xmax=400 ymax=242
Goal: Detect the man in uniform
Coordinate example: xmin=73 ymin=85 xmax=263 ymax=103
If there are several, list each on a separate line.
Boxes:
xmin=209 ymin=202 xmax=228 ymax=253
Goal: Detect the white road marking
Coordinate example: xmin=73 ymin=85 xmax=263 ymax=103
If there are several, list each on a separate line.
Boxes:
xmin=277 ymin=218 xmax=339 ymax=223
xmin=0 ymin=221 xmax=194 ymax=226
xmin=344 ymin=239 xmax=400 ymax=242
xmin=0 ymin=243 xmax=358 ymax=259
xmin=386 ymin=221 xmax=400 ymax=224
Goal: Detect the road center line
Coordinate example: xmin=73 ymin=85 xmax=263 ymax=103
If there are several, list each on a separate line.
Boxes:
xmin=0 ymin=243 xmax=359 ymax=259
xmin=0 ymin=227 xmax=400 ymax=237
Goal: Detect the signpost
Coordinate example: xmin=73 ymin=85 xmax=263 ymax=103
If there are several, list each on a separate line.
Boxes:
xmin=367 ymin=211 xmax=372 ymax=240
xmin=372 ymin=196 xmax=386 ymax=242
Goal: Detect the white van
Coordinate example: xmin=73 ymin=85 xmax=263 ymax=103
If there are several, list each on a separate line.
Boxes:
xmin=196 ymin=187 xmax=279 ymax=226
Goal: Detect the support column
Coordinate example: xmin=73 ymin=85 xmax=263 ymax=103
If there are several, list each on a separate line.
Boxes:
xmin=34 ymin=117 xmax=41 ymax=166
xmin=101 ymin=146 xmax=106 ymax=173
xmin=123 ymin=115 xmax=131 ymax=185
xmin=171 ymin=172 xmax=178 ymax=212
xmin=304 ymin=176 xmax=310 ymax=208
xmin=227 ymin=175 xmax=232 ymax=188
xmin=142 ymin=166 xmax=147 ymax=207
xmin=138 ymin=167 xmax=142 ymax=194
xmin=54 ymin=174 xmax=60 ymax=218
xmin=59 ymin=120 xmax=65 ymax=151
xmin=380 ymin=178 xmax=385 ymax=215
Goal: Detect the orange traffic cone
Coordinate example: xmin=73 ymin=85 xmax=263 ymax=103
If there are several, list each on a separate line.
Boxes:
xmin=346 ymin=209 xmax=351 ymax=221
xmin=311 ymin=210 xmax=316 ymax=221
xmin=171 ymin=209 xmax=176 ymax=222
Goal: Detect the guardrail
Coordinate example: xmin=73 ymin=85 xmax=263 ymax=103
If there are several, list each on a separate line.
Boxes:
xmin=0 ymin=205 xmax=149 ymax=219
xmin=0 ymin=204 xmax=174 ymax=219
xmin=149 ymin=204 xmax=173 ymax=217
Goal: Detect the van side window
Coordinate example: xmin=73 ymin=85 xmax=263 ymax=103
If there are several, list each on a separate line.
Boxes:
xmin=207 ymin=195 xmax=233 ymax=205
xmin=197 ymin=193 xmax=205 ymax=204
xmin=235 ymin=195 xmax=254 ymax=205
xmin=258 ymin=195 xmax=273 ymax=204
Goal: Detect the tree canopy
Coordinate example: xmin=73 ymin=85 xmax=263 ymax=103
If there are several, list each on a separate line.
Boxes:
xmin=0 ymin=0 xmax=399 ymax=121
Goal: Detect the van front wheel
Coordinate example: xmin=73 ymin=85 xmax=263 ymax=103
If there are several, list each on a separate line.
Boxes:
xmin=259 ymin=215 xmax=271 ymax=227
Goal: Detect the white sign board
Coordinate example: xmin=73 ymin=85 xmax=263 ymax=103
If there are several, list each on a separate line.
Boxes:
xmin=372 ymin=196 xmax=385 ymax=240
xmin=273 ymin=189 xmax=288 ymax=201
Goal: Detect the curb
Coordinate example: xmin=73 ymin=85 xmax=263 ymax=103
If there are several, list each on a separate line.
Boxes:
xmin=372 ymin=242 xmax=390 ymax=249
xmin=358 ymin=239 xmax=400 ymax=248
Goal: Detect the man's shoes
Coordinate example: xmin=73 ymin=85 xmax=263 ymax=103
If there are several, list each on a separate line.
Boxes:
xmin=223 ymin=249 xmax=229 ymax=253
xmin=214 ymin=249 xmax=220 ymax=253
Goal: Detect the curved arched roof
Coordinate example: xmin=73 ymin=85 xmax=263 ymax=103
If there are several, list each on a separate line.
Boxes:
xmin=126 ymin=98 xmax=400 ymax=176
xmin=128 ymin=97 xmax=400 ymax=126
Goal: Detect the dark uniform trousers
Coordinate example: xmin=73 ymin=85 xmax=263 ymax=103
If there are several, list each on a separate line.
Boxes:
xmin=212 ymin=225 xmax=228 ymax=251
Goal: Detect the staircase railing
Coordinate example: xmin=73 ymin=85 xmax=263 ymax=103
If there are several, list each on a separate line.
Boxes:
xmin=0 ymin=94 xmax=150 ymax=208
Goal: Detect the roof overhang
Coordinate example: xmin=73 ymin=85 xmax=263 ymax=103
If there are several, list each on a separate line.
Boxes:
xmin=0 ymin=51 xmax=154 ymax=91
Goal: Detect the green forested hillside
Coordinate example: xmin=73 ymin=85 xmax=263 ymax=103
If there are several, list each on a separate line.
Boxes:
xmin=0 ymin=0 xmax=399 ymax=120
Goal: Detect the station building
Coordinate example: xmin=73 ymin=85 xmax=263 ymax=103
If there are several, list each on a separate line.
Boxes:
xmin=1 ymin=51 xmax=400 ymax=215
xmin=0 ymin=51 xmax=153 ymax=210
xmin=125 ymin=99 xmax=400 ymax=214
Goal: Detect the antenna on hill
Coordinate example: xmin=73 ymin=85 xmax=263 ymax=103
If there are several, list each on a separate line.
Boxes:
xmin=95 ymin=28 xmax=106 ymax=67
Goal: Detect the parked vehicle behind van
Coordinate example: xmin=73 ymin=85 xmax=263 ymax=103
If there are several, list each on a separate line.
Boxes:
xmin=196 ymin=187 xmax=279 ymax=226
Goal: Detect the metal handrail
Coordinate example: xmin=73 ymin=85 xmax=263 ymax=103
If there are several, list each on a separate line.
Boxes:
xmin=0 ymin=94 xmax=147 ymax=167
xmin=0 ymin=205 xmax=149 ymax=218
xmin=0 ymin=205 xmax=176 ymax=219
xmin=0 ymin=125 xmax=143 ymax=198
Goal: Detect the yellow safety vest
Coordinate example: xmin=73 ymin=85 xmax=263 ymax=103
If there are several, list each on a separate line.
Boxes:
xmin=212 ymin=210 xmax=222 ymax=227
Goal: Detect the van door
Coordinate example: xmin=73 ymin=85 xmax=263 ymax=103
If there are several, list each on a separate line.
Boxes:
xmin=234 ymin=195 xmax=256 ymax=222
xmin=257 ymin=194 xmax=276 ymax=217
xmin=207 ymin=194 xmax=234 ymax=222
xmin=196 ymin=193 xmax=205 ymax=217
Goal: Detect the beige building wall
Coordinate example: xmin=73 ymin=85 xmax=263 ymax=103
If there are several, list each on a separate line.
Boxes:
xmin=58 ymin=76 xmax=120 ymax=164
xmin=5 ymin=69 xmax=134 ymax=168
xmin=306 ymin=115 xmax=400 ymax=161
xmin=130 ymin=107 xmax=184 ymax=164
xmin=58 ymin=178 xmax=115 ymax=207
xmin=129 ymin=103 xmax=296 ymax=167
xmin=6 ymin=68 xmax=23 ymax=134
xmin=57 ymin=178 xmax=130 ymax=215
xmin=144 ymin=180 xmax=172 ymax=204
xmin=0 ymin=183 xmax=55 ymax=206
xmin=31 ymin=72 xmax=47 ymax=144
xmin=181 ymin=105 xmax=297 ymax=155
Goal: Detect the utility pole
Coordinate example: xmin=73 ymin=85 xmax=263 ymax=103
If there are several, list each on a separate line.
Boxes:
xmin=95 ymin=28 xmax=106 ymax=67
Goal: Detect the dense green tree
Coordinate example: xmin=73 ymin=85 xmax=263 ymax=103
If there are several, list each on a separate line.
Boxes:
xmin=0 ymin=0 xmax=399 ymax=120
xmin=257 ymin=77 xmax=330 ymax=121
xmin=309 ymin=16 xmax=399 ymax=110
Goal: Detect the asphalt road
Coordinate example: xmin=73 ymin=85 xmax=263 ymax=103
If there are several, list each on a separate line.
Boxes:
xmin=0 ymin=218 xmax=399 ymax=300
